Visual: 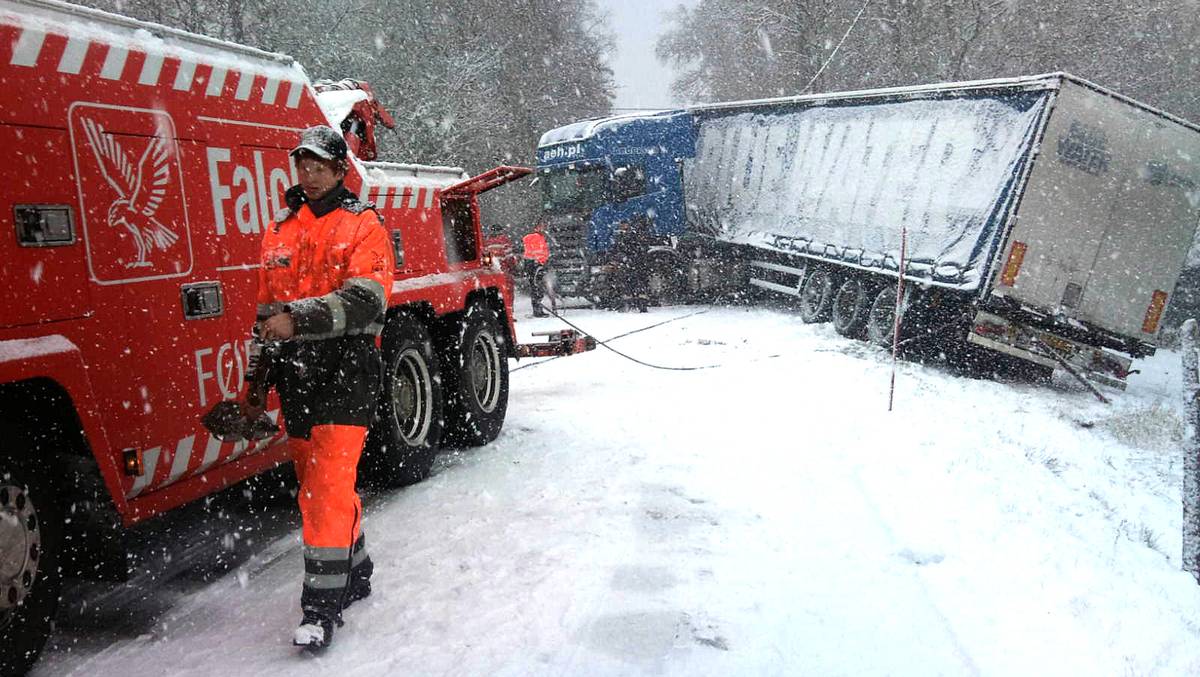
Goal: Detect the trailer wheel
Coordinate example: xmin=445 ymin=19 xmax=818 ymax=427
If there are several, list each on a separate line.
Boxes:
xmin=647 ymin=252 xmax=689 ymax=305
xmin=832 ymin=277 xmax=875 ymax=338
xmin=442 ymin=304 xmax=510 ymax=448
xmin=798 ymin=267 xmax=837 ymax=323
xmin=362 ymin=312 xmax=445 ymax=487
xmin=0 ymin=448 xmax=61 ymax=677
xmin=867 ymin=284 xmax=902 ymax=347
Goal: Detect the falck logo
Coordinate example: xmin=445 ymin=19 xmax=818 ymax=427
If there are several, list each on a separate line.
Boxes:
xmin=80 ymin=117 xmax=179 ymax=267
xmin=69 ymin=104 xmax=193 ymax=284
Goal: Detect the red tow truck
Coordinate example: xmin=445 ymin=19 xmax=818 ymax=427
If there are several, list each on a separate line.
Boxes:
xmin=0 ymin=0 xmax=591 ymax=671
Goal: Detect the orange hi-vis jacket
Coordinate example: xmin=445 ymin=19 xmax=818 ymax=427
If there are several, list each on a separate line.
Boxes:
xmin=257 ymin=185 xmax=394 ymax=340
xmin=523 ymin=231 xmax=550 ymax=265
xmin=255 ymin=184 xmax=394 ymax=441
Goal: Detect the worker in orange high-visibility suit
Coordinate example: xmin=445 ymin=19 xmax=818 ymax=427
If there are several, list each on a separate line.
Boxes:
xmin=243 ymin=125 xmax=394 ymax=651
xmin=522 ymin=222 xmax=552 ymax=317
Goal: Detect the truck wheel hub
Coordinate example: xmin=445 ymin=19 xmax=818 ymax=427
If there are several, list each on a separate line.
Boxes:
xmin=0 ymin=484 xmax=40 ymax=611
xmin=469 ymin=333 xmax=501 ymax=413
xmin=393 ymin=348 xmax=433 ymax=445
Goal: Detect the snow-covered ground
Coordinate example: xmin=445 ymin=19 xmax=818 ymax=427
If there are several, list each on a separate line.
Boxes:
xmin=35 ymin=300 xmax=1200 ymax=676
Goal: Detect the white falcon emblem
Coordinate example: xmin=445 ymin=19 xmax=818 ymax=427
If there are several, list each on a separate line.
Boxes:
xmin=79 ymin=117 xmax=180 ymax=268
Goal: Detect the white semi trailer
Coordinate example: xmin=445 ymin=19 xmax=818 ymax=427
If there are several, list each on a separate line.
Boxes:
xmin=680 ymin=73 xmax=1200 ymax=386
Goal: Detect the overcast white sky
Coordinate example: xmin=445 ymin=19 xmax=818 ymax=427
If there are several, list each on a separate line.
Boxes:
xmin=603 ymin=0 xmax=698 ymax=111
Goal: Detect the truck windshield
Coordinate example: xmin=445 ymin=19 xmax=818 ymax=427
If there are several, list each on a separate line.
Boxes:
xmin=541 ymin=167 xmax=607 ymax=213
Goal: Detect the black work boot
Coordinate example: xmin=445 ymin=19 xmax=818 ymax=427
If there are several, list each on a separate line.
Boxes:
xmin=294 ymin=609 xmax=341 ymax=651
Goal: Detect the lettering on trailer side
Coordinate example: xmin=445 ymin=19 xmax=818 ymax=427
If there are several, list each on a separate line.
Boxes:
xmin=1057 ymin=121 xmax=1111 ymax=176
xmin=206 ymin=147 xmax=297 ymax=236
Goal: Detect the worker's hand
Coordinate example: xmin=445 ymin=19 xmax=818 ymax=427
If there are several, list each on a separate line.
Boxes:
xmin=260 ymin=312 xmax=295 ymax=341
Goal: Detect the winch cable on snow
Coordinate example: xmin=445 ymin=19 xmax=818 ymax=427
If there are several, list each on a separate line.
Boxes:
xmin=512 ymin=306 xmax=723 ymax=372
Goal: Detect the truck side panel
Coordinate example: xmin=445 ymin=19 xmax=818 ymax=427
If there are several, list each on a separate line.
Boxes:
xmin=995 ymin=80 xmax=1200 ymax=342
xmin=684 ymin=89 xmax=1051 ymax=289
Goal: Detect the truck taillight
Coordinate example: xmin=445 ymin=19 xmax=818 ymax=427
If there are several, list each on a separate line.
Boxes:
xmin=973 ymin=320 xmax=1007 ymax=338
xmin=123 ymin=448 xmax=144 ymax=476
xmin=1142 ymin=290 xmax=1168 ymax=334
xmin=1000 ymin=241 xmax=1027 ymax=287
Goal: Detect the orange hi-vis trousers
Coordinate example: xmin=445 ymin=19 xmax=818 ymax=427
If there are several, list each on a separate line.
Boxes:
xmin=291 ymin=424 xmax=371 ymax=615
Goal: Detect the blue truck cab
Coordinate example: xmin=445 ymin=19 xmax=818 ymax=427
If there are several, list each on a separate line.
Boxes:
xmin=535 ymin=111 xmax=695 ymax=298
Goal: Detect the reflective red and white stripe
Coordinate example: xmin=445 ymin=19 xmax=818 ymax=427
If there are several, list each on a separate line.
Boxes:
xmin=126 ymin=409 xmax=285 ymax=499
xmin=6 ymin=26 xmax=306 ymax=108
xmin=363 ymin=185 xmax=438 ymax=212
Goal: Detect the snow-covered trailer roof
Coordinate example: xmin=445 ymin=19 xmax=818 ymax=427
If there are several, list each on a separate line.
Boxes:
xmin=687 ymin=72 xmax=1200 ymax=136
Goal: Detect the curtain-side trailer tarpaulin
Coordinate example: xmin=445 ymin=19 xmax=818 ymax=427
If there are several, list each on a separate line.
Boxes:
xmin=684 ymin=89 xmax=1052 ymax=290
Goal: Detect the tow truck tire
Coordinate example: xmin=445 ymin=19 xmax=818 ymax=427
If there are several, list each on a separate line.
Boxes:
xmin=441 ymin=304 xmax=510 ymax=448
xmin=832 ymin=276 xmax=874 ymax=338
xmin=363 ymin=312 xmax=445 ymax=488
xmin=0 ymin=447 xmax=61 ymax=677
xmin=798 ymin=267 xmax=838 ymax=323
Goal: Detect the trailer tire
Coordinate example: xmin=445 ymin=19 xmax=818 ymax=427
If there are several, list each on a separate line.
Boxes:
xmin=441 ymin=304 xmax=510 ymax=448
xmin=799 ymin=267 xmax=838 ymax=323
xmin=833 ymin=277 xmax=875 ymax=338
xmin=647 ymin=251 xmax=689 ymax=305
xmin=362 ymin=312 xmax=444 ymax=488
xmin=0 ymin=443 xmax=61 ymax=677
xmin=867 ymin=284 xmax=903 ymax=347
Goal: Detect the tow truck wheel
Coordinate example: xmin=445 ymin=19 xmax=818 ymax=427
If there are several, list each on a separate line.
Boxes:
xmin=442 ymin=304 xmax=510 ymax=448
xmin=0 ymin=450 xmax=61 ymax=677
xmin=363 ymin=312 xmax=445 ymax=488
xmin=832 ymin=276 xmax=875 ymax=338
xmin=798 ymin=267 xmax=837 ymax=323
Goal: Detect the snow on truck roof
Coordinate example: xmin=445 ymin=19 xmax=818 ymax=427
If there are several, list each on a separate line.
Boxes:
xmin=690 ymin=71 xmax=1200 ymax=132
xmin=538 ymin=72 xmax=1200 ymax=149
xmin=360 ymin=161 xmax=467 ymax=189
xmin=315 ymin=88 xmax=370 ymax=128
xmin=358 ymin=161 xmax=467 ymax=213
xmin=4 ymin=0 xmax=307 ymax=90
xmin=537 ymin=110 xmax=675 ymax=148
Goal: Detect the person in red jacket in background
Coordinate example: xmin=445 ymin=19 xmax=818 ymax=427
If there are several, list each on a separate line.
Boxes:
xmin=522 ymin=222 xmax=554 ymax=317
xmin=243 ymin=125 xmax=394 ymax=651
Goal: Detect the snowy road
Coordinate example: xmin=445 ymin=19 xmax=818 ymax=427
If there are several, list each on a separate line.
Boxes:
xmin=34 ymin=302 xmax=1200 ymax=676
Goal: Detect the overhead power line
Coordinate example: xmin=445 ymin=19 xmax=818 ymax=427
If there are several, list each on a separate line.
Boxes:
xmin=802 ymin=0 xmax=873 ymax=94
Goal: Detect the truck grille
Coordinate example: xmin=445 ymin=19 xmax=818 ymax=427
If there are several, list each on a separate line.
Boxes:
xmin=547 ymin=213 xmax=590 ymax=297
